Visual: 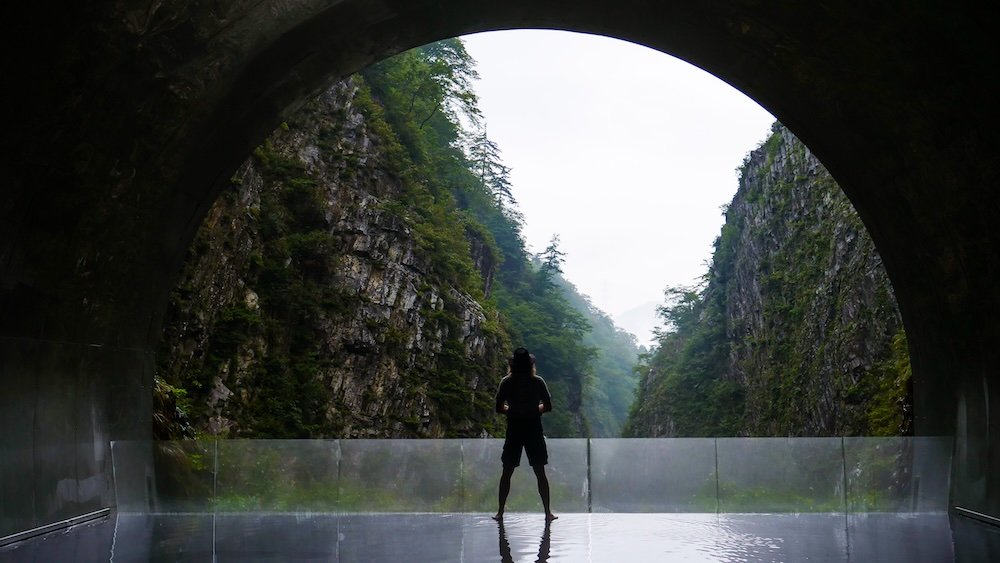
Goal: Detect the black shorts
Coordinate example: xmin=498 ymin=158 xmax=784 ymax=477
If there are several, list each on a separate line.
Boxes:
xmin=501 ymin=417 xmax=548 ymax=467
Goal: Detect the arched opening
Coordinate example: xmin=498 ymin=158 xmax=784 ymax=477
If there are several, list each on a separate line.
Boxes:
xmin=155 ymin=29 xmax=913 ymax=443
xmin=137 ymin=25 xmax=964 ymax=556
xmin=154 ymin=30 xmax=793 ymax=443
xmin=147 ymin=3 xmax=986 ymax=447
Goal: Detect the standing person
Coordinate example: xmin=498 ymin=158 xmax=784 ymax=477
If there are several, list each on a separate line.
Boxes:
xmin=492 ymin=347 xmax=557 ymax=521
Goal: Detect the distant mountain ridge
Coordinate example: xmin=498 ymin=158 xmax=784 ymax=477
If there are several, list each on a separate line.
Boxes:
xmin=613 ymin=301 xmax=660 ymax=347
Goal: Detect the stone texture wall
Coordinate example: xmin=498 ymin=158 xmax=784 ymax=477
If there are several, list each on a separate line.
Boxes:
xmin=156 ymin=79 xmax=507 ymax=439
xmin=725 ymin=125 xmax=905 ymax=436
xmin=628 ymin=125 xmax=908 ymax=437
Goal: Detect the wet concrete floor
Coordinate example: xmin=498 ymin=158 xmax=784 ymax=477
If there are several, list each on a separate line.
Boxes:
xmin=4 ymin=511 xmax=996 ymax=562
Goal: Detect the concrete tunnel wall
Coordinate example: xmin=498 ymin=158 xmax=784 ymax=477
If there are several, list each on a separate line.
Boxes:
xmin=1 ymin=1 xmax=998 ymax=538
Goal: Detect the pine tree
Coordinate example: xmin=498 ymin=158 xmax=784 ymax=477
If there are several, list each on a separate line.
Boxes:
xmin=538 ymin=234 xmax=567 ymax=286
xmin=465 ymin=129 xmax=517 ymax=213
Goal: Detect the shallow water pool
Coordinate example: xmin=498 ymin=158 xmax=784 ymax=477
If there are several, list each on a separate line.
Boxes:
xmin=2 ymin=511 xmax=983 ymax=562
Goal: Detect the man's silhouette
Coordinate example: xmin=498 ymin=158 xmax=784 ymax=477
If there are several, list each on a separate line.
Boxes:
xmin=492 ymin=347 xmax=557 ymax=521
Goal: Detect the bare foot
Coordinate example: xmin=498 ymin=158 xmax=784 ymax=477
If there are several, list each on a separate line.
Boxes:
xmin=545 ymin=513 xmax=558 ymax=521
xmin=492 ymin=513 xmax=504 ymax=521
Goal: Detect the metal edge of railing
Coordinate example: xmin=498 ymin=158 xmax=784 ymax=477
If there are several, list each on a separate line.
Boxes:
xmin=0 ymin=508 xmax=112 ymax=548
xmin=585 ymin=438 xmax=592 ymax=513
xmin=953 ymin=506 xmax=1000 ymax=528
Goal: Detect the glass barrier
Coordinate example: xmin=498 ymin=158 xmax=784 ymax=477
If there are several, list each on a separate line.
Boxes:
xmin=339 ymin=439 xmax=463 ymax=512
xmin=461 ymin=439 xmax=588 ymax=513
xmin=111 ymin=437 xmax=952 ymax=515
xmin=111 ymin=440 xmax=155 ymax=512
xmin=216 ymin=439 xmax=339 ymax=512
xmin=590 ymin=438 xmax=717 ymax=512
xmin=150 ymin=440 xmax=217 ymax=513
xmin=717 ymin=437 xmax=845 ymax=513
xmin=844 ymin=436 xmax=952 ymax=513
xmin=458 ymin=439 xmax=501 ymax=512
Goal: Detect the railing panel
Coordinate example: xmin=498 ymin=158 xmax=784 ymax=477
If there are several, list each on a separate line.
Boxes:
xmin=844 ymin=436 xmax=952 ymax=513
xmin=111 ymin=440 xmax=155 ymax=512
xmin=149 ymin=440 xmax=217 ymax=513
xmin=911 ymin=436 xmax=953 ymax=511
xmin=215 ymin=440 xmax=339 ymax=512
xmin=717 ymin=437 xmax=845 ymax=513
xmin=459 ymin=439 xmax=503 ymax=512
xmin=112 ymin=437 xmax=952 ymax=514
xmin=338 ymin=439 xmax=463 ymax=511
xmin=590 ymin=438 xmax=717 ymax=512
xmin=461 ymin=439 xmax=589 ymax=513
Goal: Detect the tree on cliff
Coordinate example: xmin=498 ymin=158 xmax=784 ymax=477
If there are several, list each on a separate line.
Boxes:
xmin=466 ymin=129 xmax=516 ymax=213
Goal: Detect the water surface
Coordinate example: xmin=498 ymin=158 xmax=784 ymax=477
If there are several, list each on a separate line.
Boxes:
xmin=1 ymin=512 xmax=963 ymax=562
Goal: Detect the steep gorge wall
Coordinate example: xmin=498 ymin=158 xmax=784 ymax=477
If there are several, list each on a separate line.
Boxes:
xmin=627 ymin=125 xmax=910 ymax=437
xmin=725 ymin=125 xmax=908 ymax=435
xmin=156 ymin=79 xmax=508 ymax=439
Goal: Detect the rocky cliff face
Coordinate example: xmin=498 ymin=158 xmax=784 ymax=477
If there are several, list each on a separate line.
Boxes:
xmin=156 ymin=79 xmax=508 ymax=438
xmin=627 ymin=124 xmax=911 ymax=437
xmin=726 ymin=125 xmax=908 ymax=435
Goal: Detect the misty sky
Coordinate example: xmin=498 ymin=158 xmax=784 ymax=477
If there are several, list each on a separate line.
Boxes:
xmin=460 ymin=30 xmax=776 ymax=346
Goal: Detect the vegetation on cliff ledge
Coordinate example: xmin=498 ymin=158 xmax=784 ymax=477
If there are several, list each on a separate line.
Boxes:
xmin=156 ymin=39 xmax=638 ymax=439
xmin=624 ymin=125 xmax=911 ymax=438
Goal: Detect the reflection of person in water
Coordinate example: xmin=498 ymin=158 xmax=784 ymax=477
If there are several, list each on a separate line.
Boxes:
xmin=492 ymin=347 xmax=557 ymax=522
xmin=498 ymin=519 xmax=552 ymax=563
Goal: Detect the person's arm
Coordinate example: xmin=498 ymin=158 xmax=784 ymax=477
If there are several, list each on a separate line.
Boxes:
xmin=537 ymin=378 xmax=553 ymax=414
xmin=495 ymin=378 xmax=509 ymax=414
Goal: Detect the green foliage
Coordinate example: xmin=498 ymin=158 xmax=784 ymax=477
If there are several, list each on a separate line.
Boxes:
xmin=176 ymin=137 xmax=348 ymax=438
xmin=624 ymin=283 xmax=745 ymax=437
xmin=364 ymin=41 xmax=640 ymax=438
xmin=213 ymin=445 xmax=340 ymax=511
xmin=153 ymin=375 xmax=195 ymax=440
xmin=465 ymin=129 xmax=516 ymax=211
xmin=159 ymin=37 xmax=638 ymax=441
xmin=358 ymin=59 xmax=489 ymax=301
xmin=210 ymin=305 xmax=263 ymax=359
xmin=555 ymin=276 xmax=640 ymax=437
xmin=867 ymin=330 xmax=913 ymax=435
xmin=490 ymin=246 xmax=600 ymax=437
xmin=764 ymin=125 xmax=784 ymax=164
xmin=718 ymin=482 xmax=844 ymax=513
xmin=254 ymin=138 xmax=306 ymax=180
xmin=626 ymin=125 xmax=908 ymax=438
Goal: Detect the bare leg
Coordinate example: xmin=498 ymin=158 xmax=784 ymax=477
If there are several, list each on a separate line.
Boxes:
xmin=493 ymin=465 xmax=515 ymax=520
xmin=532 ymin=465 xmax=557 ymax=521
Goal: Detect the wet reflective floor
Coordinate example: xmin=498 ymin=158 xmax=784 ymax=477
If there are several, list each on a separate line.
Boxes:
xmin=3 ymin=512 xmax=998 ymax=562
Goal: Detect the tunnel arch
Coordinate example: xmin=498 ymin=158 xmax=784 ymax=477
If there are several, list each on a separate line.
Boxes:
xmin=162 ymin=1 xmax=982 ymax=440
xmin=2 ymin=0 xmax=997 ymax=539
